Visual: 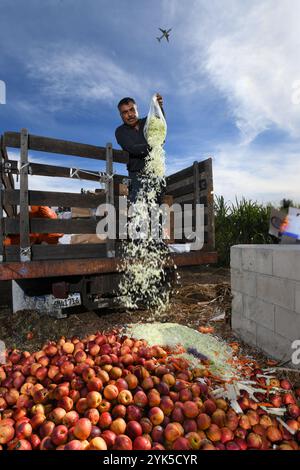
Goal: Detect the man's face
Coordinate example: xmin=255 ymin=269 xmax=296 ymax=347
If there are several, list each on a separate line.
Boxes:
xmin=119 ymin=101 xmax=139 ymax=127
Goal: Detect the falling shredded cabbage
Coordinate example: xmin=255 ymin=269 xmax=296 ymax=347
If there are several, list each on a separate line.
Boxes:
xmin=118 ymin=110 xmax=174 ymax=312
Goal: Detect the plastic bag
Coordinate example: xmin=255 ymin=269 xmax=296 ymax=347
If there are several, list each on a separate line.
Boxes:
xmin=144 ymin=94 xmax=167 ymax=148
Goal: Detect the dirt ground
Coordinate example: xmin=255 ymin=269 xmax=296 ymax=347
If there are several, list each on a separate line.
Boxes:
xmin=0 ymin=265 xmax=274 ymax=370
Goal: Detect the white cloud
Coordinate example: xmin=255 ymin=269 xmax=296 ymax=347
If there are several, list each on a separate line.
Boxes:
xmin=26 ymin=46 xmax=161 ymax=110
xmin=213 ymin=143 xmax=300 ymax=204
xmin=165 ymin=0 xmax=300 ymax=143
xmin=167 ymin=142 xmax=300 ymax=205
xmin=161 ymin=0 xmax=300 ymax=204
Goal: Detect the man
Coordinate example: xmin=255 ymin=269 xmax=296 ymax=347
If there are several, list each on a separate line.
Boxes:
xmin=115 ymin=94 xmax=164 ymax=204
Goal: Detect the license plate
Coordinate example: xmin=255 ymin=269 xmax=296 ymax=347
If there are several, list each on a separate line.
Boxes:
xmin=53 ymin=293 xmax=81 ymax=309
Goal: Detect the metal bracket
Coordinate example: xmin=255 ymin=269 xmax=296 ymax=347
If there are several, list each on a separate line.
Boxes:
xmin=4 ymin=161 xmax=12 ymax=173
xmin=70 ymin=168 xmax=113 ymax=185
xmin=20 ymin=246 xmax=31 ymax=262
xmin=17 ymin=161 xmax=32 ymax=181
xmin=70 ymin=168 xmax=80 ymax=179
xmin=102 ymin=172 xmax=114 ymax=183
xmin=107 ymin=249 xmax=115 ymax=258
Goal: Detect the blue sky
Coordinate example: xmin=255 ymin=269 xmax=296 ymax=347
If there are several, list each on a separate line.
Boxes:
xmin=1 ymin=0 xmax=300 ymax=203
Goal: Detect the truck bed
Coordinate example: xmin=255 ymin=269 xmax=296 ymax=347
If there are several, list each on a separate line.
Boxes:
xmin=0 ymin=251 xmax=218 ymax=281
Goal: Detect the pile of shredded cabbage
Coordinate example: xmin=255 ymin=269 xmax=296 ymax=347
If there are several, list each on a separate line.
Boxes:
xmin=125 ymin=323 xmax=240 ymax=381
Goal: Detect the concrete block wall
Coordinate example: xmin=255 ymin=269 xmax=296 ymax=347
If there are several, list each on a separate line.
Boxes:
xmin=231 ymin=245 xmax=300 ymax=363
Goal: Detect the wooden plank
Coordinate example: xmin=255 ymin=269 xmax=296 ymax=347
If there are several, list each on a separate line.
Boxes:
xmin=5 ymin=159 xmax=104 ymax=182
xmin=173 ymin=192 xmax=197 ymax=204
xmin=0 ymin=192 xmax=14 ymax=218
xmin=0 ymin=151 xmax=3 ymax=261
xmin=174 ymin=231 xmax=209 ymax=245
xmin=166 ymin=160 xmax=209 ymax=186
xmin=167 ymin=183 xmax=192 ymax=198
xmin=193 ymin=161 xmax=200 ymax=206
xmin=204 ymin=158 xmax=215 ymax=249
xmin=0 ymin=136 xmax=15 ymax=218
xmin=4 ymin=217 xmax=107 ymax=234
xmin=166 ymin=176 xmax=207 ymax=195
xmin=172 ymin=213 xmax=208 ymax=226
xmin=171 ymin=249 xmax=217 ymax=266
xmin=5 ymin=243 xmax=108 ymax=261
xmin=173 ymin=229 xmax=208 ymax=240
xmin=0 ymin=250 xmax=218 ymax=281
xmin=166 ymin=175 xmax=194 ymax=192
xmin=0 ymin=257 xmax=119 ymax=280
xmin=166 ymin=165 xmax=194 ymax=186
xmin=166 ymin=161 xmax=207 ymax=186
xmin=19 ymin=129 xmax=31 ymax=262
xmin=173 ymin=196 xmax=207 ymax=206
xmin=106 ymin=143 xmax=115 ymax=257
xmin=166 ymin=159 xmax=214 ymax=244
xmin=168 ymin=183 xmax=207 ymax=200
xmin=4 ymin=161 xmax=128 ymax=195
xmin=170 ymin=202 xmax=208 ymax=241
xmin=4 ymin=189 xmax=108 ymax=208
xmin=3 ymin=132 xmax=129 ymax=164
xmin=1 ymin=136 xmax=15 ymax=191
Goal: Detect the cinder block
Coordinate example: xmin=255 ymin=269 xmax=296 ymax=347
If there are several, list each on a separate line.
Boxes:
xmin=256 ymin=324 xmax=293 ymax=362
xmin=234 ymin=317 xmax=257 ymax=347
xmin=255 ymin=248 xmax=273 ymax=276
xmin=273 ymin=249 xmax=300 ymax=281
xmin=243 ymin=294 xmax=275 ymax=330
xmin=230 ymin=246 xmax=242 ymax=270
xmin=231 ymin=269 xmax=257 ymax=297
xmin=241 ymin=247 xmax=273 ymax=275
xmin=243 ymin=294 xmax=256 ymax=319
xmin=274 ymin=305 xmax=300 ymax=342
xmin=256 ymin=274 xmax=294 ymax=310
xmin=231 ymin=290 xmax=243 ymax=316
xmin=295 ymin=284 xmax=300 ymax=314
xmin=242 ymin=248 xmax=256 ymax=272
xmin=231 ymin=311 xmax=242 ymax=331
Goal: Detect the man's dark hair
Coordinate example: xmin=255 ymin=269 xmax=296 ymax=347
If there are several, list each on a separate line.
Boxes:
xmin=117 ymin=97 xmax=136 ymax=109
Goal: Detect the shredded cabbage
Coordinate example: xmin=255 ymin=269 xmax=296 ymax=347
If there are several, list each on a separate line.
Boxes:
xmin=145 ymin=115 xmax=167 ymax=148
xmin=117 ymin=109 xmax=173 ymax=312
xmin=125 ymin=323 xmax=241 ymax=381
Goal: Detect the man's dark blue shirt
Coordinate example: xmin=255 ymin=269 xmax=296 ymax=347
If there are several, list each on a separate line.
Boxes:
xmin=115 ymin=117 xmax=149 ymax=173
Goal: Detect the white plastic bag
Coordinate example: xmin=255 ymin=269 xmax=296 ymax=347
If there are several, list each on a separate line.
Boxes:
xmin=144 ymin=94 xmax=167 ymax=147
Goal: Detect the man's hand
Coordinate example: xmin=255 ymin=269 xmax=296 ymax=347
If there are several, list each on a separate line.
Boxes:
xmin=156 ymin=93 xmax=163 ymax=109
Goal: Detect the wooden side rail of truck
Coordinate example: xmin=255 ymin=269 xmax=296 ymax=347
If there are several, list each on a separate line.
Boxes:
xmin=0 ymin=129 xmax=217 ymax=315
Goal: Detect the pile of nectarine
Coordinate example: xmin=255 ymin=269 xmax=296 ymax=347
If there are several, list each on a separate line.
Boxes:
xmin=0 ymin=334 xmax=299 ymax=450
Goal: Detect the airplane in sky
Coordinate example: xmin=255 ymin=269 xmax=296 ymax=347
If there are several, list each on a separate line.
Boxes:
xmin=156 ymin=28 xmax=172 ymax=43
